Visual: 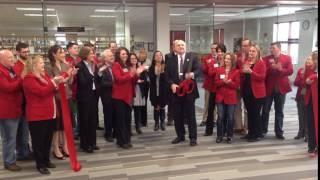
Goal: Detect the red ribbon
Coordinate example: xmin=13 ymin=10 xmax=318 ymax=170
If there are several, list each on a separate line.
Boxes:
xmin=311 ymin=76 xmax=318 ymax=145
xmin=176 ymin=79 xmax=195 ymax=97
xmin=58 ymin=83 xmax=82 ymax=172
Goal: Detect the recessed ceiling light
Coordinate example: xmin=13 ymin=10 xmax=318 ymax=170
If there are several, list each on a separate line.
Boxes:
xmin=211 ymin=13 xmax=240 ymax=17
xmin=90 ymin=15 xmax=116 ymax=18
xmin=94 ymin=9 xmax=129 ymax=13
xmin=170 ymin=14 xmax=184 ymax=16
xmin=24 ymin=14 xmax=57 ymax=17
xmin=16 ymin=7 xmax=55 ymax=11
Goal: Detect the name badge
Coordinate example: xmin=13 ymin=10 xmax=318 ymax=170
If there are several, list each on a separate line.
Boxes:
xmin=144 ymin=65 xmax=149 ymax=70
xmin=123 ymin=68 xmax=128 ymax=72
xmin=214 ymin=64 xmax=219 ymax=68
xmin=220 ymin=74 xmax=225 ymax=79
xmin=207 ymin=59 xmax=211 ymax=63
xmin=179 ymin=73 xmax=183 ymax=76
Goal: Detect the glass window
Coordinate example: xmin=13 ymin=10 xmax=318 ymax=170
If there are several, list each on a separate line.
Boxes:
xmin=290 ymin=21 xmax=300 ymax=39
xmin=278 ymin=22 xmax=290 ymax=41
xmin=290 ymin=43 xmax=299 ymax=64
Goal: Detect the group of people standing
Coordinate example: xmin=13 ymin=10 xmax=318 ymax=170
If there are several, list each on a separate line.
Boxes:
xmin=0 ymin=38 xmax=317 ymax=175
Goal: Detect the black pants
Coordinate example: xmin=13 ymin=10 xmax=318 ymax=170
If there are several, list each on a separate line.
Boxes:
xmin=78 ymin=91 xmax=98 ymax=150
xmin=133 ymin=106 xmax=143 ymax=129
xmin=102 ymin=99 xmax=114 ymax=138
xmin=95 ymin=94 xmax=101 ymax=128
xmin=29 ymin=120 xmax=54 ymax=169
xmin=262 ymin=90 xmax=286 ymax=135
xmin=141 ymin=102 xmax=148 ymax=127
xmin=167 ymin=94 xmax=174 ymax=122
xmin=306 ymin=96 xmax=317 ymax=151
xmin=243 ymin=94 xmax=264 ymax=139
xmin=114 ymin=99 xmax=132 ymax=145
xmin=205 ymin=92 xmax=216 ymax=134
xmin=173 ymin=95 xmax=197 ymax=140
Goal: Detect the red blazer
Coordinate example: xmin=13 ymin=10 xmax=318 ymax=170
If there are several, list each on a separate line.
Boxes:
xmin=293 ymin=68 xmax=305 ymax=100
xmin=66 ymin=56 xmax=81 ymax=67
xmin=202 ymin=54 xmax=217 ymax=92
xmin=0 ymin=65 xmax=23 ymax=119
xmin=66 ymin=56 xmax=81 ymax=100
xmin=13 ymin=60 xmax=25 ymax=77
xmin=112 ymin=62 xmax=138 ymax=106
xmin=263 ymin=54 xmax=293 ymax=96
xmin=304 ymin=69 xmax=317 ymax=106
xmin=236 ymin=52 xmax=246 ymax=70
xmin=240 ymin=60 xmax=267 ymax=99
xmin=215 ymin=67 xmax=240 ymax=105
xmin=23 ymin=73 xmax=56 ymax=121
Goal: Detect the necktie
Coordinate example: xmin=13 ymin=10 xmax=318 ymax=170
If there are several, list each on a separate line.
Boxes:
xmin=179 ymin=55 xmax=184 ymax=74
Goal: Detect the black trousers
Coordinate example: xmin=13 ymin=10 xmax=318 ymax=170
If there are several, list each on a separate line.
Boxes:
xmin=173 ymin=95 xmax=197 ymax=140
xmin=114 ymin=99 xmax=132 ymax=145
xmin=262 ymin=90 xmax=286 ymax=135
xmin=205 ymin=92 xmax=216 ymax=134
xmin=78 ymin=91 xmax=98 ymax=149
xmin=29 ymin=120 xmax=54 ymax=169
xmin=167 ymin=94 xmax=174 ymax=122
xmin=102 ymin=99 xmax=114 ymax=138
xmin=243 ymin=94 xmax=264 ymax=139
xmin=95 ymin=94 xmax=101 ymax=128
xmin=141 ymin=102 xmax=148 ymax=127
xmin=133 ymin=106 xmax=143 ymax=129
xmin=306 ymin=96 xmax=317 ymax=151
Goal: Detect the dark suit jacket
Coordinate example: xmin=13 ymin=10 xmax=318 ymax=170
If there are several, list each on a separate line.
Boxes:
xmin=76 ymin=61 xmax=98 ymax=102
xmin=97 ymin=66 xmax=113 ymax=104
xmin=165 ymin=52 xmax=200 ymax=100
xmin=149 ymin=67 xmax=168 ymax=107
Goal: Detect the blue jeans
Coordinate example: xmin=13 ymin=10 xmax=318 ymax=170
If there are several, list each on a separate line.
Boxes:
xmin=216 ymin=103 xmax=236 ymax=138
xmin=0 ymin=119 xmax=19 ymax=166
xmin=16 ymin=116 xmax=31 ymax=159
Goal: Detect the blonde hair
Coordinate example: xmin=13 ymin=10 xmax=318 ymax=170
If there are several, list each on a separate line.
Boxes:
xmin=249 ymin=43 xmax=262 ymax=63
xmin=22 ymin=55 xmax=43 ymax=78
xmin=223 ymin=52 xmax=237 ymax=70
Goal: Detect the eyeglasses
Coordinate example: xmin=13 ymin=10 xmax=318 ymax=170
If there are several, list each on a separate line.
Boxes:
xmin=21 ymin=51 xmax=30 ymax=53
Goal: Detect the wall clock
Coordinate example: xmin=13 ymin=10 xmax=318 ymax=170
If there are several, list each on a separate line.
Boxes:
xmin=302 ymin=20 xmax=310 ymax=30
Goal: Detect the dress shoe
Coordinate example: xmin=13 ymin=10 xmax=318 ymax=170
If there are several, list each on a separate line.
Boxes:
xmin=199 ymin=121 xmax=206 ymax=126
xmin=240 ymin=134 xmax=249 ymax=139
xmin=94 ymin=146 xmax=100 ymax=150
xmin=203 ymin=132 xmax=213 ymax=136
xmin=136 ymin=128 xmax=143 ymax=134
xmin=294 ymin=135 xmax=303 ymax=140
xmin=276 ymin=134 xmax=285 ymax=140
xmin=52 ymin=152 xmax=65 ymax=160
xmin=216 ymin=137 xmax=223 ymax=143
xmin=167 ymin=121 xmax=173 ymax=126
xmin=105 ymin=137 xmax=114 ymax=142
xmin=85 ymin=147 xmax=94 ymax=153
xmin=226 ymin=137 xmax=232 ymax=144
xmin=247 ymin=138 xmax=260 ymax=142
xmin=96 ymin=126 xmax=104 ymax=130
xmin=4 ymin=164 xmax=22 ymax=171
xmin=46 ymin=162 xmax=56 ymax=168
xmin=190 ymin=139 xmax=197 ymax=146
xmin=37 ymin=167 xmax=50 ymax=175
xmin=120 ymin=144 xmax=132 ymax=149
xmin=160 ymin=121 xmax=166 ymax=131
xmin=61 ymin=149 xmax=69 ymax=157
xmin=171 ymin=137 xmax=185 ymax=144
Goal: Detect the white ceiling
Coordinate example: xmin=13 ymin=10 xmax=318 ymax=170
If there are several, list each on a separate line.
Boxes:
xmin=0 ymin=0 xmax=317 ymax=37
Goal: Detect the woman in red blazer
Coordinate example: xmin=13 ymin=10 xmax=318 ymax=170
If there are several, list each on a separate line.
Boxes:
xmin=241 ymin=44 xmax=266 ymax=142
xmin=293 ymin=62 xmax=308 ymax=141
xmin=23 ymin=55 xmax=64 ymax=174
xmin=112 ymin=47 xmax=144 ymax=149
xmin=215 ymin=53 xmax=240 ymax=144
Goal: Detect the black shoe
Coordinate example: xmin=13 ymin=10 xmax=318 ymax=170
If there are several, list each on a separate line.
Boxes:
xmin=120 ymin=144 xmax=132 ymax=149
xmin=203 ymin=132 xmax=213 ymax=136
xmin=105 ymin=137 xmax=114 ymax=142
xmin=199 ymin=121 xmax=206 ymax=126
xmin=96 ymin=126 xmax=104 ymax=130
xmin=154 ymin=123 xmax=160 ymax=131
xmin=190 ymin=139 xmax=197 ymax=146
xmin=260 ymin=133 xmax=266 ymax=138
xmin=136 ymin=128 xmax=143 ymax=134
xmin=167 ymin=121 xmax=173 ymax=126
xmin=52 ymin=152 xmax=65 ymax=160
xmin=276 ymin=134 xmax=285 ymax=140
xmin=160 ymin=122 xmax=166 ymax=131
xmin=85 ymin=147 xmax=94 ymax=153
xmin=216 ymin=137 xmax=223 ymax=143
xmin=94 ymin=146 xmax=100 ymax=150
xmin=240 ymin=134 xmax=249 ymax=139
xmin=46 ymin=162 xmax=56 ymax=168
xmin=37 ymin=167 xmax=50 ymax=175
xmin=247 ymin=138 xmax=260 ymax=142
xmin=226 ymin=137 xmax=232 ymax=144
xmin=171 ymin=137 xmax=185 ymax=144
xmin=294 ymin=135 xmax=302 ymax=140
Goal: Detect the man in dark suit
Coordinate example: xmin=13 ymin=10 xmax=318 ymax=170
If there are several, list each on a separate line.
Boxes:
xmin=97 ymin=49 xmax=115 ymax=142
xmin=165 ymin=40 xmax=200 ymax=146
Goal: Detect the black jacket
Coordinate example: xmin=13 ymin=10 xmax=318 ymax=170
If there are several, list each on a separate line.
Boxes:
xmin=148 ymin=67 xmax=168 ymax=107
xmin=165 ymin=52 xmax=200 ymax=100
xmin=97 ymin=66 xmax=113 ymax=104
xmin=76 ymin=61 xmax=98 ymax=102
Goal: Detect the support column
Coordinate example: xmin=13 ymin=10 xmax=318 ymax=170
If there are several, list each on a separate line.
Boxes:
xmin=116 ymin=12 xmax=130 ymax=49
xmin=155 ymin=0 xmax=170 ymax=53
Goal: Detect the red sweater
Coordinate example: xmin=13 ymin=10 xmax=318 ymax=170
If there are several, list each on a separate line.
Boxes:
xmin=215 ymin=67 xmax=240 ymax=105
xmin=293 ymin=68 xmax=305 ymax=100
xmin=112 ymin=62 xmax=137 ymax=106
xmin=240 ymin=60 xmax=267 ymax=99
xmin=0 ymin=65 xmax=23 ymax=119
xmin=202 ymin=54 xmax=217 ymax=92
xmin=263 ymin=54 xmax=293 ymax=96
xmin=23 ymin=73 xmax=56 ymax=121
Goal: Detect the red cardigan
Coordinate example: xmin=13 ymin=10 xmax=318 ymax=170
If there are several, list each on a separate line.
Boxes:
xmin=215 ymin=67 xmax=240 ymax=105
xmin=23 ymin=73 xmax=56 ymax=121
xmin=112 ymin=62 xmax=137 ymax=106
xmin=13 ymin=59 xmax=25 ymax=77
xmin=201 ymin=54 xmax=217 ymax=92
xmin=263 ymin=54 xmax=293 ymax=96
xmin=240 ymin=60 xmax=267 ymax=99
xmin=293 ymin=68 xmax=305 ymax=100
xmin=0 ymin=65 xmax=23 ymax=119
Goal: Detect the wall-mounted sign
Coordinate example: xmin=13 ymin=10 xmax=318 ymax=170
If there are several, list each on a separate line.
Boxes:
xmin=57 ymin=27 xmax=85 ymax=32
